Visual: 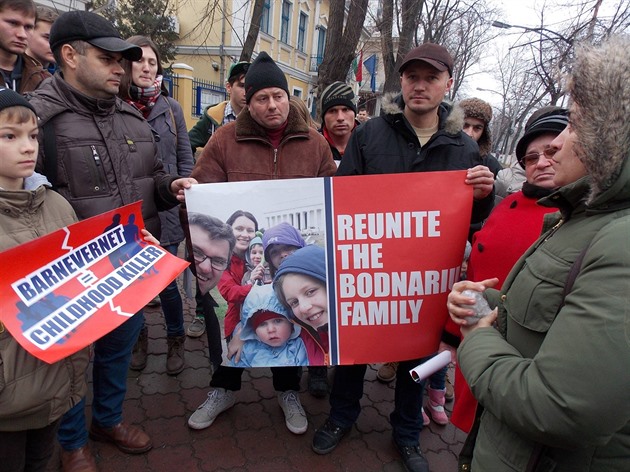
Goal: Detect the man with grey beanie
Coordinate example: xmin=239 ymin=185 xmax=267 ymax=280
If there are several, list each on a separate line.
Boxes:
xmin=319 ymin=81 xmax=358 ymax=164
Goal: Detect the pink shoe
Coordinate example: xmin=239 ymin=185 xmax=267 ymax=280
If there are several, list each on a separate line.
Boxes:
xmin=427 ymin=387 xmax=449 ymax=425
xmin=421 ymin=407 xmax=430 ymax=426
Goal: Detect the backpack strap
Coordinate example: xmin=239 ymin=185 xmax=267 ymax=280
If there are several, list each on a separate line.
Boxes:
xmin=42 ymin=120 xmax=58 ymax=190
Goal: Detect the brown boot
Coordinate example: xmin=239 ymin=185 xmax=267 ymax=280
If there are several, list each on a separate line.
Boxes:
xmin=130 ymin=326 xmax=148 ymax=371
xmin=166 ymin=335 xmax=185 ymax=375
xmin=60 ymin=445 xmax=97 ymax=472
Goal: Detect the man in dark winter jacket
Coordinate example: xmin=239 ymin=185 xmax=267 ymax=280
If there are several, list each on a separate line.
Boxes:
xmin=319 ymin=81 xmax=358 ymax=164
xmin=28 ymin=11 xmax=195 ymax=472
xmin=318 ymin=43 xmax=494 ymax=472
xmin=0 ymin=0 xmax=49 ymax=93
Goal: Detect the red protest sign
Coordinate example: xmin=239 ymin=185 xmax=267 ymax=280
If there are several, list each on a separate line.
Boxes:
xmin=0 ymin=202 xmax=189 ymax=364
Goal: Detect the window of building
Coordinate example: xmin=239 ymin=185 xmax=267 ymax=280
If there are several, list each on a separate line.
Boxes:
xmin=316 ymin=26 xmax=326 ymax=64
xmin=261 ymin=0 xmax=271 ymax=34
xmin=297 ymin=12 xmax=307 ymax=52
xmin=281 ymin=1 xmax=291 ymax=44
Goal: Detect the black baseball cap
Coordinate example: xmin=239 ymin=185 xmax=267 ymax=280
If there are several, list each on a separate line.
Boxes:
xmin=49 ymin=11 xmax=142 ymax=61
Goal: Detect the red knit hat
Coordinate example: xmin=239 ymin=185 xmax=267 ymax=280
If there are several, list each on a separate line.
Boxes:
xmin=251 ymin=310 xmax=283 ymax=330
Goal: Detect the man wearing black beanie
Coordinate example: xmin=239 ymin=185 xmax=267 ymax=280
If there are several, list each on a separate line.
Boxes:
xmin=187 ymin=51 xmax=335 ymax=437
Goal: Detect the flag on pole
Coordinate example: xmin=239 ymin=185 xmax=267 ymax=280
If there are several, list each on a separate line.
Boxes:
xmin=363 ymin=54 xmax=377 ymax=92
xmin=353 ymin=49 xmax=363 ymax=85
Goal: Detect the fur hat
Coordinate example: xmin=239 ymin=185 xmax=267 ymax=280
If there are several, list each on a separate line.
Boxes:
xmin=320 ymin=81 xmax=356 ymax=116
xmin=460 ymin=98 xmax=493 ymax=156
xmin=516 ymin=106 xmax=569 ymax=167
xmin=244 ymin=52 xmax=289 ymax=103
xmin=567 ymin=36 xmax=630 ymax=203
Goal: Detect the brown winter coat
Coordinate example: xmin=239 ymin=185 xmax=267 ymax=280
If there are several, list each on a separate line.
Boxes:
xmin=0 ymin=176 xmax=89 ymax=432
xmin=192 ymin=105 xmax=336 ymax=182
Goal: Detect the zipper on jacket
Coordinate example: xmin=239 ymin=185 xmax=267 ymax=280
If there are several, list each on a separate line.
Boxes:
xmin=543 ymin=218 xmax=564 ymax=242
xmin=273 ymin=148 xmax=278 ymax=178
xmin=89 ymin=145 xmax=105 ymax=191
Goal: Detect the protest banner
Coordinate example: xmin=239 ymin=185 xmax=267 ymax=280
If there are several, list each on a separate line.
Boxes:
xmin=185 ymin=171 xmax=471 ymax=367
xmin=0 ymin=202 xmax=189 ymax=364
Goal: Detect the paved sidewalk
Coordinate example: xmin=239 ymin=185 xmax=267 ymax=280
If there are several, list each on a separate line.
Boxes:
xmin=47 ymin=290 xmax=466 ymax=471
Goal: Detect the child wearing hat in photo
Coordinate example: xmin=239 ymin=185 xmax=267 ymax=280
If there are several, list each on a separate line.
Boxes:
xmin=241 ymin=234 xmax=272 ymax=285
xmin=231 ymin=284 xmax=307 ymax=368
xmin=274 ymin=245 xmax=330 ymax=366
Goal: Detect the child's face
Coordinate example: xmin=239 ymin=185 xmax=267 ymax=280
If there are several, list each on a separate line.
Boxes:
xmin=250 ymin=245 xmax=264 ymax=265
xmin=281 ymin=273 xmax=328 ymax=329
xmin=268 ymin=244 xmax=299 ymax=270
xmin=0 ymin=115 xmax=38 ymax=191
xmin=255 ymin=317 xmax=293 ymax=347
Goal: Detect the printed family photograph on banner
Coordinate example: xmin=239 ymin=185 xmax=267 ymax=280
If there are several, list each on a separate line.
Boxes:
xmin=185 ymin=171 xmax=473 ymax=368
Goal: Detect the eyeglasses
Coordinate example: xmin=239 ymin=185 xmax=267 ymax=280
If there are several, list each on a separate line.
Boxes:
xmin=519 ymin=148 xmax=558 ymax=167
xmin=192 ymin=249 xmax=228 ymax=271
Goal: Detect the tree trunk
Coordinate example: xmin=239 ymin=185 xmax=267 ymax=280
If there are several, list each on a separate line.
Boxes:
xmin=240 ymin=0 xmax=265 ymax=62
xmin=315 ymin=0 xmax=369 ymax=117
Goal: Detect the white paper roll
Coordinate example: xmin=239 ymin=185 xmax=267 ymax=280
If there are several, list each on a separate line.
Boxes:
xmin=409 ymin=350 xmax=451 ymax=383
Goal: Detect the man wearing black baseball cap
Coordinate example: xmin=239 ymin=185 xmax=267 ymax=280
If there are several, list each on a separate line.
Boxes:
xmin=317 ymin=43 xmax=495 ymax=472
xmin=28 ymin=10 xmax=196 ymax=472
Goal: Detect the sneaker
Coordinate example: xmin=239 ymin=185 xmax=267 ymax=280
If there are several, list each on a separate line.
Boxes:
xmin=421 ymin=407 xmax=430 ymax=426
xmin=307 ymin=366 xmax=329 ymax=398
xmin=312 ymin=418 xmax=351 ymax=455
xmin=188 ymin=388 xmax=235 ymax=430
xmin=393 ymin=441 xmax=429 ymax=472
xmin=445 ymin=372 xmax=454 ymax=402
xmin=186 ymin=317 xmax=206 ymax=338
xmin=377 ymin=362 xmax=398 ymax=383
xmin=277 ymin=390 xmax=307 ymax=434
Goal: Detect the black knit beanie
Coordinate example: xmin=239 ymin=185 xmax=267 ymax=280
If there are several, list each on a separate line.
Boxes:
xmin=320 ymin=81 xmax=356 ymax=116
xmin=516 ymin=106 xmax=569 ymax=167
xmin=244 ymin=52 xmax=289 ymax=103
xmin=0 ymin=87 xmax=37 ymax=115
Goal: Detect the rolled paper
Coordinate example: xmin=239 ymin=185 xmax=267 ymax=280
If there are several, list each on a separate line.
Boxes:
xmin=409 ymin=350 xmax=451 ymax=383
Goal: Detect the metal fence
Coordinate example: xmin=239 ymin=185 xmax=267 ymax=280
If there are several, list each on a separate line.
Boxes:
xmin=192 ymin=78 xmax=227 ymax=116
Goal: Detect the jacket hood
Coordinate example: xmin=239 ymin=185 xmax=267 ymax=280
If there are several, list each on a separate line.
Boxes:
xmin=239 ymin=284 xmax=301 ymax=342
xmin=380 ymin=92 xmax=464 ymax=136
xmin=24 ymin=172 xmax=51 ymax=191
xmin=245 ymin=235 xmax=263 ymax=266
xmin=262 ymin=222 xmax=306 ymax=266
xmin=567 ymin=37 xmax=630 ymax=207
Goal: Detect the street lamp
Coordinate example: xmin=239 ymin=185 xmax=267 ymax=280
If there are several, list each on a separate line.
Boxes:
xmin=491 ymin=20 xmax=572 ymax=45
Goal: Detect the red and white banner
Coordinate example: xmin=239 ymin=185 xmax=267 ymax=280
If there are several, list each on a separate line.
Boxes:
xmin=186 ymin=172 xmax=472 ymax=366
xmin=0 ymin=202 xmax=189 ymax=364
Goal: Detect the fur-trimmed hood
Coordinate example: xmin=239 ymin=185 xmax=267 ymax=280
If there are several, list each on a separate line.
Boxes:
xmin=380 ymin=92 xmax=465 ymax=136
xmin=569 ymin=36 xmax=630 ymax=207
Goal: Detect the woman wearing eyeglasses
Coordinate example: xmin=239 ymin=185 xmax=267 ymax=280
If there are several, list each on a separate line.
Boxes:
xmin=446 ymin=106 xmax=569 ymax=436
xmin=448 ymin=36 xmax=630 ymax=471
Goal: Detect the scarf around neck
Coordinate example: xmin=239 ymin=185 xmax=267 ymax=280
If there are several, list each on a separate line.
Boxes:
xmin=127 ymin=75 xmax=163 ymax=118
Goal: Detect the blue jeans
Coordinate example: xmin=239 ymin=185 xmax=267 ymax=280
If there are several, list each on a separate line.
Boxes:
xmin=329 ymin=357 xmax=429 ymax=446
xmin=58 ymin=312 xmax=144 ymax=451
xmin=158 ymin=243 xmax=184 ymax=337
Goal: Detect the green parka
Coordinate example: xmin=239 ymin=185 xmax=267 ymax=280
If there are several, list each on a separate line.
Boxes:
xmin=459 ymin=147 xmax=630 ymax=471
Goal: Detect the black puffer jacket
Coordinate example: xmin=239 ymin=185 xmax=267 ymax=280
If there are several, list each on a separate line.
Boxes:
xmin=337 ymin=94 xmax=493 ymax=223
xmin=29 ymin=74 xmax=179 ymax=237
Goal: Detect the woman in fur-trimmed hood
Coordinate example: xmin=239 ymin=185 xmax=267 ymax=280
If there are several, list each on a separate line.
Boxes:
xmin=448 ymin=36 xmax=630 ymax=472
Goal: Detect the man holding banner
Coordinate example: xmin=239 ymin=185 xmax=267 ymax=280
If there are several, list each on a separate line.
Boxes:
xmin=188 ymin=51 xmax=336 ymax=436
xmin=27 ymin=11 xmax=196 ymax=471
xmin=315 ymin=43 xmax=494 ymax=472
